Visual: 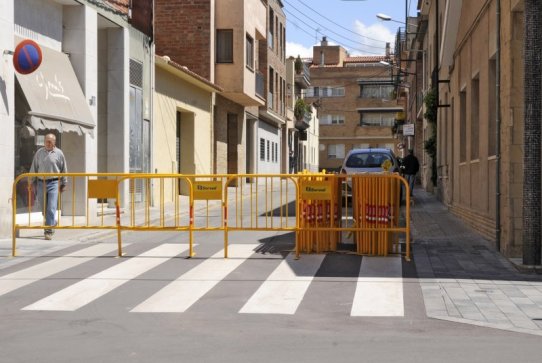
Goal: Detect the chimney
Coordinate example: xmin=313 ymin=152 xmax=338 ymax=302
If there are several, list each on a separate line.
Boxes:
xmin=321 ymin=36 xmax=328 ymax=46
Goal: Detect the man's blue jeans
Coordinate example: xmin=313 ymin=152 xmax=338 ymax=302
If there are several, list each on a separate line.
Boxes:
xmin=405 ymin=174 xmax=416 ymax=197
xmin=35 ymin=179 xmax=59 ymax=233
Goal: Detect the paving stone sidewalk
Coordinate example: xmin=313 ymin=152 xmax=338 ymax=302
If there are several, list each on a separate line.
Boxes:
xmin=411 ymin=188 xmax=542 ymax=336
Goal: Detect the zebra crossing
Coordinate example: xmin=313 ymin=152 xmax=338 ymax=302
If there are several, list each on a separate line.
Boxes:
xmin=1 ymin=242 xmax=406 ymax=317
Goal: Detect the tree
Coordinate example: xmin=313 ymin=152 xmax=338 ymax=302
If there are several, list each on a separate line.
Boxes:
xmin=522 ymin=0 xmax=542 ymax=266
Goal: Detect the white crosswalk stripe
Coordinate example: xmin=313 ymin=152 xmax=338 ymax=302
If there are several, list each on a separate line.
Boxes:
xmin=131 ymin=243 xmax=259 ymax=313
xmin=0 ymin=243 xmax=121 ymax=298
xmin=239 ymin=253 xmax=325 ymax=315
xmin=23 ymin=244 xmax=187 ymax=311
xmin=351 ymin=256 xmax=404 ymax=317
xmin=2 ymin=242 xmax=407 ymax=316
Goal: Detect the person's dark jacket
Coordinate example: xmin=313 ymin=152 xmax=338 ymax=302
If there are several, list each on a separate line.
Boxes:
xmin=402 ymin=154 xmax=419 ymax=175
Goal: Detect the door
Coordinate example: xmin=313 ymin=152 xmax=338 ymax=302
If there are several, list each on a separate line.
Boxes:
xmin=227 ymin=113 xmax=238 ymax=175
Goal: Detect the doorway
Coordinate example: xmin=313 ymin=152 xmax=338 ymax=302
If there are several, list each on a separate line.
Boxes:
xmin=227 ymin=113 xmax=238 ymax=175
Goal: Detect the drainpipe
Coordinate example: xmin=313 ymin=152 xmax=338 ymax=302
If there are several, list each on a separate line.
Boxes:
xmin=495 ymin=0 xmax=502 ymax=252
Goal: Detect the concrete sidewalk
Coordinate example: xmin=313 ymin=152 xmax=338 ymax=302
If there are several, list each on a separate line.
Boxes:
xmin=411 ymin=188 xmax=542 ymax=336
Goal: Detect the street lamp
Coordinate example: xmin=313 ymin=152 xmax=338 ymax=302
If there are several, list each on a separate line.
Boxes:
xmin=376 ymin=13 xmax=393 ymax=21
xmin=376 ymin=13 xmax=418 ymax=28
xmin=379 ymin=60 xmax=416 ymax=76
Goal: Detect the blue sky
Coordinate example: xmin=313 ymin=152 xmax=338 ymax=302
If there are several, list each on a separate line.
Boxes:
xmin=284 ymin=0 xmax=418 ymax=58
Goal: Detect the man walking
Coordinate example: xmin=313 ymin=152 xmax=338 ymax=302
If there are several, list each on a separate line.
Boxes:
xmin=30 ymin=133 xmax=67 ymax=240
xmin=401 ymin=149 xmax=419 ymax=198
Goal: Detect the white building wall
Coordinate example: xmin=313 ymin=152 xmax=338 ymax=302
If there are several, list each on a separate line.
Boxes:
xmin=305 ymin=107 xmax=319 ymax=172
xmin=256 ymin=121 xmax=281 ymax=174
xmin=0 ymin=0 xmax=136 ymax=238
xmin=0 ymin=0 xmax=15 ymax=236
xmin=62 ymin=4 xmax=98 ymax=217
xmin=14 ymin=0 xmax=62 ymax=51
xmin=106 ymin=27 xmax=130 ymax=203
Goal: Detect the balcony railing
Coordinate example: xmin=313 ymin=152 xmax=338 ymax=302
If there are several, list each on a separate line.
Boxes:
xmin=294 ymin=63 xmax=311 ymax=89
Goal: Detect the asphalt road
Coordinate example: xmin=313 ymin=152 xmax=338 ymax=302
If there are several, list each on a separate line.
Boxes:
xmin=1 ymin=228 xmax=541 ymax=363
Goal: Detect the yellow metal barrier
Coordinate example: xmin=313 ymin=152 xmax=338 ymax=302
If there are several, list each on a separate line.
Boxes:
xmin=223 ymin=174 xmax=298 ymax=258
xmin=113 ymin=174 xmax=195 ymax=257
xmin=297 ymin=174 xmax=341 ymax=254
xmin=12 ymin=173 xmax=131 ymax=257
xmin=351 ymin=174 xmax=403 ymax=256
xmin=12 ymin=172 xmax=411 ymax=261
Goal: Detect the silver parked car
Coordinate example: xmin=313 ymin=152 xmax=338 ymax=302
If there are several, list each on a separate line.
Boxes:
xmin=340 ymin=148 xmax=399 ymax=174
xmin=339 ymin=148 xmax=400 ymax=198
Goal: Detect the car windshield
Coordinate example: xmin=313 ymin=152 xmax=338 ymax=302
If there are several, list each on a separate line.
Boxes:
xmin=345 ymin=152 xmax=392 ymax=168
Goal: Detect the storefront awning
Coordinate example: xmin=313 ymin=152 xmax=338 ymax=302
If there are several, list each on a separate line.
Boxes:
xmin=15 ymin=42 xmax=95 ymax=137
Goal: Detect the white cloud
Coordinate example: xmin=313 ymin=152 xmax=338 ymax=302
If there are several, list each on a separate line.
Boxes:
xmin=286 ymin=22 xmax=395 ymax=59
xmin=350 ymin=20 xmax=396 ymax=56
xmin=286 ymin=42 xmax=314 ymax=58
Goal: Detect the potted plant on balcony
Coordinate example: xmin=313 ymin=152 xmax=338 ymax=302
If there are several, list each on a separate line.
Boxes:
xmin=294 ymin=98 xmax=312 ymax=121
xmin=294 ymin=55 xmax=303 ymax=75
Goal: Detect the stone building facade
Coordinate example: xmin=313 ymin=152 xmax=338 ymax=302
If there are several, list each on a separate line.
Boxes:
xmin=410 ymin=0 xmax=529 ymax=257
xmin=306 ymin=38 xmax=401 ymax=171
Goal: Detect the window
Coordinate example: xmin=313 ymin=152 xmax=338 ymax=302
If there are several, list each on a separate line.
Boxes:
xmin=306 ymin=87 xmax=315 ymax=98
xmin=460 ymin=90 xmax=467 ymax=162
xmin=267 ymin=140 xmax=270 ymax=161
xmin=279 ymin=24 xmax=283 ymax=58
xmin=471 ymin=77 xmax=479 ymax=160
xmin=332 ymin=87 xmax=345 ymax=97
xmin=268 ymin=9 xmax=274 ymax=49
xmin=320 ymin=114 xmax=345 ymax=125
xmin=306 ymin=86 xmax=344 ymax=98
xmin=488 ymin=59 xmax=497 ymax=156
xmin=360 ymin=84 xmax=395 ymax=99
xmin=359 ymin=111 xmax=396 ymax=127
xmin=327 ymin=144 xmax=345 ymax=159
xmin=246 ymin=34 xmax=254 ymax=69
xmin=260 ymin=138 xmax=265 ymax=161
xmin=268 ymin=67 xmax=274 ymax=109
xmin=216 ymin=29 xmax=233 ymax=63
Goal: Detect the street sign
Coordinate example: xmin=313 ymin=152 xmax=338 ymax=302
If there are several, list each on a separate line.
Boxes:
xmin=13 ymin=39 xmax=42 ymax=75
xmin=403 ymin=124 xmax=415 ymax=136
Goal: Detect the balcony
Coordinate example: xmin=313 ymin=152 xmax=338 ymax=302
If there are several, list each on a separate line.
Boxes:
xmin=214 ymin=0 xmax=266 ymax=107
xmin=294 ymin=63 xmax=311 ymax=89
xmin=294 ymin=106 xmax=312 ymax=131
